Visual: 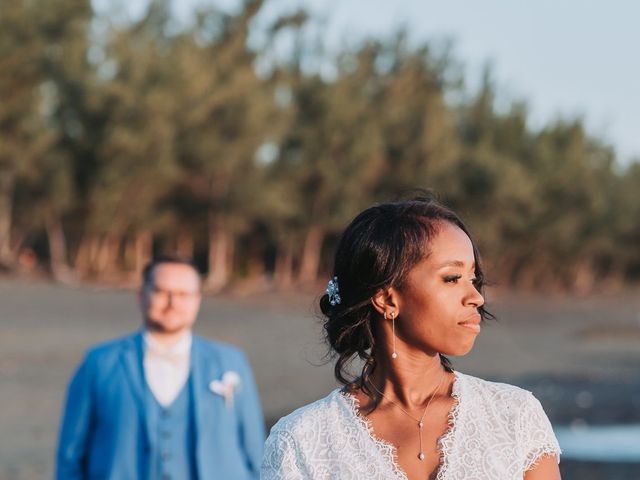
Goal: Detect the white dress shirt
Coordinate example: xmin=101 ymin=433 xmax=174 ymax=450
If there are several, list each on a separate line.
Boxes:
xmin=143 ymin=331 xmax=192 ymax=407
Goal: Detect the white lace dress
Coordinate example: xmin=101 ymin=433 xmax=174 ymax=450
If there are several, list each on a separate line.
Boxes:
xmin=261 ymin=371 xmax=561 ymax=479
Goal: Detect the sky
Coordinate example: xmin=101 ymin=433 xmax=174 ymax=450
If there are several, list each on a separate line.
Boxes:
xmin=296 ymin=0 xmax=640 ymax=165
xmin=126 ymin=0 xmax=640 ymax=165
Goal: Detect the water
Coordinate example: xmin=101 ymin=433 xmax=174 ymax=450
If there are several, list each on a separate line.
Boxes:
xmin=555 ymin=425 xmax=640 ymax=462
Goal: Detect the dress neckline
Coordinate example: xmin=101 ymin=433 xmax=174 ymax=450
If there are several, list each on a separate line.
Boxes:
xmin=338 ymin=370 xmax=464 ymax=480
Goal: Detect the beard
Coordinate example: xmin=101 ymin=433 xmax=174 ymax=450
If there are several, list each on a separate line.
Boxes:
xmin=144 ymin=314 xmax=190 ymax=334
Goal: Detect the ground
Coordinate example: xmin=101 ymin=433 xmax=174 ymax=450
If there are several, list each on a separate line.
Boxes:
xmin=1 ymin=279 xmax=639 ymax=479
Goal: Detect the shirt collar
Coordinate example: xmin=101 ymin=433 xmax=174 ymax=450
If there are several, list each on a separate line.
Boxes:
xmin=143 ymin=330 xmax=192 ymax=356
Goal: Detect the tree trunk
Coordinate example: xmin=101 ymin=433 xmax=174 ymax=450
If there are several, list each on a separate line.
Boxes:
xmin=0 ymin=168 xmax=16 ymax=265
xmin=73 ymin=233 xmax=95 ymax=278
xmin=298 ymin=224 xmax=324 ymax=284
xmin=87 ymin=235 xmax=102 ymax=273
xmin=134 ymin=230 xmax=152 ymax=281
xmin=176 ymin=232 xmax=194 ymax=258
xmin=227 ymin=237 xmax=235 ymax=280
xmin=73 ymin=234 xmax=89 ymax=277
xmin=94 ymin=234 xmax=121 ymax=278
xmin=274 ymin=243 xmax=294 ymax=289
xmin=43 ymin=207 xmax=73 ymax=282
xmin=573 ymin=260 xmax=596 ymax=294
xmin=205 ymin=213 xmax=233 ymax=292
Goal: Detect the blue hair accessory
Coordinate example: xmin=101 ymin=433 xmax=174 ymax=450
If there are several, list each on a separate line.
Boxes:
xmin=326 ymin=276 xmax=342 ymax=306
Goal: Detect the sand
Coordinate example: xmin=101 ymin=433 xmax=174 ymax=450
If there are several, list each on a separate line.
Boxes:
xmin=2 ymin=279 xmax=639 ymax=479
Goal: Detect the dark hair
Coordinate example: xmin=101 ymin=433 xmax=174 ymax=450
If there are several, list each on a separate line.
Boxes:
xmin=142 ymin=254 xmax=201 ymax=287
xmin=320 ymin=194 xmax=492 ymax=397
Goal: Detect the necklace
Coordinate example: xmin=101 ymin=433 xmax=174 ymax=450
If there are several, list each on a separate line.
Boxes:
xmin=370 ymin=372 xmax=446 ymax=461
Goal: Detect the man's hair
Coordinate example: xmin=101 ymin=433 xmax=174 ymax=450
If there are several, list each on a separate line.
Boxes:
xmin=142 ymin=254 xmax=201 ymax=286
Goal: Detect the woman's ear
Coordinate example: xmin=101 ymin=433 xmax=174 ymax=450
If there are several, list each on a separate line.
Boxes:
xmin=371 ymin=288 xmax=399 ymax=317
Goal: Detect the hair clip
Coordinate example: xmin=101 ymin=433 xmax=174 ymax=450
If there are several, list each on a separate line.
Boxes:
xmin=326 ymin=276 xmax=342 ymax=306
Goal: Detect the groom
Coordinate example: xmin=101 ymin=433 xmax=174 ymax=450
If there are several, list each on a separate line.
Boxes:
xmin=56 ymin=255 xmax=264 ymax=479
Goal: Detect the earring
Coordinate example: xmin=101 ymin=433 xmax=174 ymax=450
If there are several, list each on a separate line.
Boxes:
xmin=389 ymin=311 xmax=398 ymax=359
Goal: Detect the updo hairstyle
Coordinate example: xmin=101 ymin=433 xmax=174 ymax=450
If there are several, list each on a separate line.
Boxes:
xmin=320 ymin=195 xmax=491 ymax=395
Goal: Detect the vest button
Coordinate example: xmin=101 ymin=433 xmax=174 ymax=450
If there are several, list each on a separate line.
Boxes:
xmin=161 ymin=452 xmax=171 ymax=461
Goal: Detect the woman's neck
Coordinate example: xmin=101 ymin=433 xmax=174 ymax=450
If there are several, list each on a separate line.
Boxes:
xmin=369 ymin=351 xmax=448 ymax=407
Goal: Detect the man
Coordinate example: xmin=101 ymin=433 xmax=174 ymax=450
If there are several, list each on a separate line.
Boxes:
xmin=56 ymin=255 xmax=264 ymax=479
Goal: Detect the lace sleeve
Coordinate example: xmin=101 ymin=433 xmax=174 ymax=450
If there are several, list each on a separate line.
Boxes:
xmin=261 ymin=427 xmax=305 ymax=480
xmin=519 ymin=392 xmax=562 ymax=472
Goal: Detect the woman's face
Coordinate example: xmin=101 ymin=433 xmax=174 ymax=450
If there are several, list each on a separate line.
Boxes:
xmin=393 ymin=221 xmax=485 ymax=357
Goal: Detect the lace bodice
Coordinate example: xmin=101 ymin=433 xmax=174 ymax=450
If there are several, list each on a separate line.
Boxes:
xmin=261 ymin=372 xmax=561 ymax=479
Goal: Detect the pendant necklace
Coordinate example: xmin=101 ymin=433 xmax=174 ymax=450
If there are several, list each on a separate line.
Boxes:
xmin=371 ymin=372 xmax=446 ymax=461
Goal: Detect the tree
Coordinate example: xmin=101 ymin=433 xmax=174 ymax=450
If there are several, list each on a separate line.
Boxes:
xmin=171 ymin=0 xmax=282 ymax=291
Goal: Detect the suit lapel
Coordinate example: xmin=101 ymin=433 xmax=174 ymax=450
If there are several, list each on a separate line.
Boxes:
xmin=191 ymin=336 xmax=221 ymax=473
xmin=120 ymin=332 xmax=154 ymax=448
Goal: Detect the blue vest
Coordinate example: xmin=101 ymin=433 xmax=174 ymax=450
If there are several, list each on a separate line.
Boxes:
xmin=145 ymin=376 xmax=197 ymax=480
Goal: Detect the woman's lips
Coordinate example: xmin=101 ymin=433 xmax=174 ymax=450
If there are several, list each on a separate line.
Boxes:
xmin=459 ymin=314 xmax=481 ymax=333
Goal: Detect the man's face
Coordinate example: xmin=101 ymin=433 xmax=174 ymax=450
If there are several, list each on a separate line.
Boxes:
xmin=140 ymin=263 xmax=202 ymax=336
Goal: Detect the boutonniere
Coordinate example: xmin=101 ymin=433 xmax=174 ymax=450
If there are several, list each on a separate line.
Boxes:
xmin=209 ymin=371 xmax=241 ymax=408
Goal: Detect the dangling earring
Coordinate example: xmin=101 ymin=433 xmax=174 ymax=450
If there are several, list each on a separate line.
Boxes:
xmin=389 ymin=311 xmax=398 ymax=359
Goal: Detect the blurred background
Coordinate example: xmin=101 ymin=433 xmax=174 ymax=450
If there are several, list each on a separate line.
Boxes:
xmin=1 ymin=0 xmax=640 ymax=479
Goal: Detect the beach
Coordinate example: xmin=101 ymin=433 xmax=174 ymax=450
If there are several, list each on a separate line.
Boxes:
xmin=1 ymin=279 xmax=639 ymax=479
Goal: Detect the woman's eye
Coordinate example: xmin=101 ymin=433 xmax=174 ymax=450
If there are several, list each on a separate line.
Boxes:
xmin=444 ymin=275 xmax=462 ymax=283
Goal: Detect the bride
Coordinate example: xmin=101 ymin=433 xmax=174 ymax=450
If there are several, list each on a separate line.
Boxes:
xmin=261 ymin=195 xmax=561 ymax=479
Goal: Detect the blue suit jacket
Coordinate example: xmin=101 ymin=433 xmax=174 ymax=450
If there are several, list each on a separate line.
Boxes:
xmin=56 ymin=332 xmax=265 ymax=479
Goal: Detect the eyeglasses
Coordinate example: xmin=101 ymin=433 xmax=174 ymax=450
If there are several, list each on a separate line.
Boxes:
xmin=148 ymin=286 xmax=201 ymax=302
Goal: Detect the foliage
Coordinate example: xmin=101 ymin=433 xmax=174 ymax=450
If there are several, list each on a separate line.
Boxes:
xmin=1 ymin=0 xmax=639 ymax=291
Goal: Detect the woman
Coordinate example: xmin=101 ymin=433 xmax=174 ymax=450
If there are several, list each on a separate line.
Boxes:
xmin=262 ymin=196 xmax=561 ymax=479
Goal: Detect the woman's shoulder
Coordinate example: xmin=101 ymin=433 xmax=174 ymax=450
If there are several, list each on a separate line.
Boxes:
xmin=456 ymin=371 xmax=540 ymax=413
xmin=455 ymin=370 xmax=559 ymax=443
xmin=458 ymin=371 xmax=533 ymax=397
xmin=268 ymin=388 xmax=346 ymax=440
xmin=451 ymin=372 xmax=561 ymax=473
